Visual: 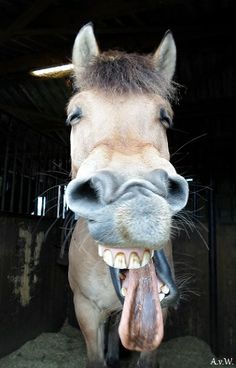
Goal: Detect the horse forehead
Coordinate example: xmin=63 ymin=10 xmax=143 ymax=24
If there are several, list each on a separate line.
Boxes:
xmin=68 ymin=90 xmax=166 ymax=116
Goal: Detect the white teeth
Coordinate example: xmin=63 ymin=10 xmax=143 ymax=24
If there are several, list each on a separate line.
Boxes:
xmin=99 ymin=247 xmax=154 ymax=269
xmin=114 ymin=253 xmax=127 ymax=269
xmin=103 ymin=250 xmax=113 ymax=267
xmin=161 ymin=285 xmax=170 ymax=295
xmin=159 ymin=292 xmax=165 ymax=302
xmin=128 ymin=252 xmax=141 ymax=269
xmin=98 ymin=244 xmax=103 ymax=257
xmin=121 ymin=287 xmax=127 ymax=297
xmin=141 ymin=250 xmax=151 ymax=267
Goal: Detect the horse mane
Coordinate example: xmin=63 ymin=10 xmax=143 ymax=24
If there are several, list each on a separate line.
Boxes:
xmin=73 ymin=50 xmax=178 ymax=102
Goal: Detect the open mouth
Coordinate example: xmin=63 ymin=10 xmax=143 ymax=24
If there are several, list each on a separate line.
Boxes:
xmin=98 ymin=245 xmax=179 ymax=308
xmin=98 ymin=245 xmax=179 ymax=352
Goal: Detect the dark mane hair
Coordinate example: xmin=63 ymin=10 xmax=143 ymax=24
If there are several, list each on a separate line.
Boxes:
xmin=74 ymin=51 xmax=177 ymax=102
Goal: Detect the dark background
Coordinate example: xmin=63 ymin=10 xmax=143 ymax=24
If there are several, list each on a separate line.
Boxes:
xmin=0 ymin=0 xmax=235 ymax=361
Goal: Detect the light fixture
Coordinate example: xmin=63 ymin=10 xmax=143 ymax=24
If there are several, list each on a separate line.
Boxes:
xmin=30 ymin=63 xmax=74 ymax=78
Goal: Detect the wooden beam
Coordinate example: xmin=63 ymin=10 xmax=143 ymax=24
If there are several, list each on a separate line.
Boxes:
xmin=0 ymin=0 xmax=55 ymax=43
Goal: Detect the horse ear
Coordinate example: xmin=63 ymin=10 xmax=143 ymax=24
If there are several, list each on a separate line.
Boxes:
xmin=72 ymin=23 xmax=99 ymax=72
xmin=153 ymin=31 xmax=176 ymax=82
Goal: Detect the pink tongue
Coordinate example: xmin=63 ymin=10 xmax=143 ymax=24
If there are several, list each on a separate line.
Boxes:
xmin=118 ymin=260 xmax=163 ymax=352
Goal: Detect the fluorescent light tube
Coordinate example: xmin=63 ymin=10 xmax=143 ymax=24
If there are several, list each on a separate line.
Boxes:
xmin=31 ymin=63 xmax=74 ymax=77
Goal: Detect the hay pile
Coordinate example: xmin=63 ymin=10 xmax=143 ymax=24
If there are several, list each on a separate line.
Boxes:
xmin=0 ymin=325 xmax=215 ymax=368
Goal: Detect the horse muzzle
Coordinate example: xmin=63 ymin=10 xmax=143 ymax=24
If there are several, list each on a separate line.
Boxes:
xmin=65 ymin=169 xmax=189 ymax=247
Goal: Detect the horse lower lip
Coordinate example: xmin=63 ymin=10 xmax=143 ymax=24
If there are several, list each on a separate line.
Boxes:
xmin=153 ymin=249 xmax=180 ymax=308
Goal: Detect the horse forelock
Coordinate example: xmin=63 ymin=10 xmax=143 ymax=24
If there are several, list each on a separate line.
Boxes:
xmin=73 ymin=50 xmax=178 ymax=102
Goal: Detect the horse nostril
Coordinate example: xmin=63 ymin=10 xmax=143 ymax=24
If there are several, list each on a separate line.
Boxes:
xmin=167 ymin=175 xmax=189 ymax=214
xmin=66 ymin=171 xmax=121 ymax=216
xmin=66 ymin=178 xmax=103 ymax=217
xmin=71 ymin=180 xmax=99 ymax=203
xmin=146 ymin=169 xmax=188 ymax=213
xmin=168 ymin=178 xmax=181 ymax=197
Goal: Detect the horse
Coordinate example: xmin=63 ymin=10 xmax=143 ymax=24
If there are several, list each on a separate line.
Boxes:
xmin=65 ymin=23 xmax=189 ymax=368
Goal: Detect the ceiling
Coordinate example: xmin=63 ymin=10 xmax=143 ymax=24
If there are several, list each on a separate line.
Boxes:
xmin=0 ymin=0 xmax=233 ymax=73
xmin=0 ymin=0 xmax=234 ymax=155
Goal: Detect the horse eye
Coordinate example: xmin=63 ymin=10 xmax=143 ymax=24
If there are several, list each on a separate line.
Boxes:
xmin=160 ymin=108 xmax=173 ymax=128
xmin=66 ymin=107 xmax=83 ymax=125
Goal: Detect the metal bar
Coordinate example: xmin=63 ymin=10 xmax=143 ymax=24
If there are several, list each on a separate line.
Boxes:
xmin=53 ymin=143 xmax=58 ymax=218
xmin=34 ymin=135 xmax=42 ymax=215
xmin=57 ymin=185 xmax=61 ymax=218
xmin=1 ymin=134 xmax=10 ymax=211
xmin=43 ymin=143 xmax=49 ymax=216
xmin=18 ymin=140 xmax=26 ymax=213
xmin=10 ymin=144 xmax=17 ymax=212
xmin=193 ymin=181 xmax=198 ymax=216
xmin=26 ymin=155 xmax=33 ymax=214
xmin=62 ymin=185 xmax=67 ymax=219
xmin=208 ymin=178 xmax=219 ymax=356
xmin=43 ymin=196 xmax=46 ymax=216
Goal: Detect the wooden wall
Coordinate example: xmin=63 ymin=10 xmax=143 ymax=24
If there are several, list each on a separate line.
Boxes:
xmin=165 ymin=221 xmax=236 ymax=360
xmin=0 ymin=214 xmax=68 ymax=357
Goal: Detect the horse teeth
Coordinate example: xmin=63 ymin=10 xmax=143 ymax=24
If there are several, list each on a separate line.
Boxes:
xmin=141 ymin=250 xmax=151 ymax=267
xmin=100 ymin=247 xmax=154 ymax=269
xmin=98 ymin=244 xmax=103 ymax=257
xmin=103 ymin=250 xmax=113 ymax=267
xmin=114 ymin=253 xmax=127 ymax=269
xmin=161 ymin=285 xmax=170 ymax=295
xmin=159 ymin=292 xmax=165 ymax=302
xmin=119 ymin=272 xmax=126 ymax=280
xmin=121 ymin=287 xmax=127 ymax=297
xmin=128 ymin=252 xmax=141 ymax=269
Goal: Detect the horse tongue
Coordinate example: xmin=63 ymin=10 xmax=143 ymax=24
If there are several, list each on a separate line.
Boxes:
xmin=118 ymin=261 xmax=163 ymax=352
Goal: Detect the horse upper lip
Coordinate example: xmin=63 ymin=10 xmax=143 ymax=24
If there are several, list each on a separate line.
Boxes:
xmin=111 ymin=178 xmax=166 ymax=202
